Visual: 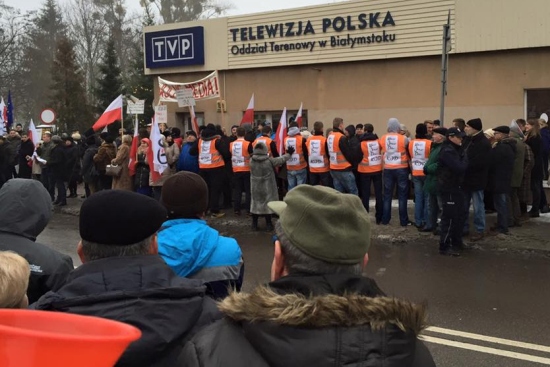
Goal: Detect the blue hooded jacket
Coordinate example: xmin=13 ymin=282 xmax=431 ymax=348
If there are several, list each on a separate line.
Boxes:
xmin=176 ymin=142 xmax=199 ymax=173
xmin=158 ymin=218 xmax=243 ymax=299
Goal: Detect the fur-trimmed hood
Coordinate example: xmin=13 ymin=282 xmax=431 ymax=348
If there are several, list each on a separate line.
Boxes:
xmin=182 ymin=275 xmax=436 ymax=367
xmin=219 ymin=285 xmax=426 ymax=335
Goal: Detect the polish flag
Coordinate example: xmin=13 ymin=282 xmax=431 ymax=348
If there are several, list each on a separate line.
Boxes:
xmin=295 ymin=103 xmax=303 ymax=128
xmin=92 ymin=95 xmax=123 ymax=131
xmin=28 ymin=119 xmax=40 ymax=147
xmin=128 ymin=118 xmax=139 ymax=176
xmin=240 ymin=94 xmax=254 ymax=125
xmin=190 ymin=105 xmax=200 ymax=135
xmin=275 ymin=107 xmax=288 ymax=156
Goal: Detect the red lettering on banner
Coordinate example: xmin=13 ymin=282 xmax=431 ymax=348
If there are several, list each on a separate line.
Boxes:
xmin=158 ymin=71 xmax=220 ymax=102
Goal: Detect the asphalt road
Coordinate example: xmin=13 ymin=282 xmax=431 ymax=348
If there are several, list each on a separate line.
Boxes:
xmin=38 ymin=212 xmax=550 ymax=367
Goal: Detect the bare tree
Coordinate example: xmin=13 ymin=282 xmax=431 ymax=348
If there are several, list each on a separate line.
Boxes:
xmin=0 ymin=3 xmax=30 ymax=121
xmin=145 ymin=0 xmax=232 ymax=24
xmin=64 ymin=0 xmax=108 ymax=107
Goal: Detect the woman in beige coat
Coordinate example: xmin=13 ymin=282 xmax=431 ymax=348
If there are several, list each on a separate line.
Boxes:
xmin=111 ymin=134 xmax=133 ymax=191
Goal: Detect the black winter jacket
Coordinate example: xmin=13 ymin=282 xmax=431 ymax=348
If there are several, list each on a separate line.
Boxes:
xmin=437 ymin=140 xmax=468 ymax=193
xmin=81 ymin=145 xmax=99 ymax=183
xmin=526 ymin=135 xmax=544 ymax=180
xmin=183 ymin=274 xmax=436 ymax=367
xmin=489 ymin=138 xmax=516 ymax=194
xmin=33 ymin=255 xmax=221 ymax=367
xmin=0 ymin=179 xmax=73 ymax=303
xmin=462 ymin=132 xmax=492 ymax=191
xmin=48 ymin=144 xmax=69 ymax=180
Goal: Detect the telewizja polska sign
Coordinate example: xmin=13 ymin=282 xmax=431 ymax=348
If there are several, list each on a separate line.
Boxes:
xmin=229 ymin=11 xmax=396 ymax=55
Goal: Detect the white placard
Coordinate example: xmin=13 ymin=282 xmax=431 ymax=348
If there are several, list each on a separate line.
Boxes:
xmin=176 ymin=89 xmax=196 ymax=107
xmin=127 ymin=100 xmax=145 ymax=115
xmin=154 ymin=105 xmax=167 ymax=124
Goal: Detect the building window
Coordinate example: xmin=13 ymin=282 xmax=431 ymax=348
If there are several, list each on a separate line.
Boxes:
xmin=525 ymin=89 xmax=550 ymax=119
xmin=176 ymin=112 xmax=205 ymax=133
xmin=253 ymin=110 xmax=308 ymax=131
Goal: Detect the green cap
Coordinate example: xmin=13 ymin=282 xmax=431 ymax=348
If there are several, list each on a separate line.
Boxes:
xmin=268 ymin=185 xmax=371 ymax=264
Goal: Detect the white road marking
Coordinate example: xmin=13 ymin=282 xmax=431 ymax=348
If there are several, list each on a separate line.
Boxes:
xmin=420 ymin=336 xmax=550 ymax=365
xmin=425 ymin=327 xmax=550 ymax=353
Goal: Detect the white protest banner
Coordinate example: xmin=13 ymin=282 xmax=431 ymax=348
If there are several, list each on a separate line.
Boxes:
xmin=154 ymin=105 xmax=167 ymax=124
xmin=150 ymin=117 xmax=167 ymax=176
xmin=127 ymin=99 xmax=145 ymax=115
xmin=176 ymin=88 xmax=196 ymax=107
xmin=158 ymin=71 xmax=220 ymax=102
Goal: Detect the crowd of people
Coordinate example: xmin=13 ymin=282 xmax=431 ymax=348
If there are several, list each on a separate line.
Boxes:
xmin=1 ymin=113 xmax=549 ymax=365
xmin=2 ymin=115 xmax=550 ymax=257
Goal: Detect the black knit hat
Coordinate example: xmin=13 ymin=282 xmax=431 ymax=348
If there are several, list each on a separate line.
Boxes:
xmin=433 ymin=127 xmax=448 ymax=136
xmin=466 ymin=118 xmax=483 ymax=131
xmin=171 ymin=127 xmax=181 ymax=138
xmin=160 ymin=172 xmax=208 ymax=218
xmin=79 ymin=190 xmax=167 ymax=245
xmin=492 ymin=125 xmax=510 ymax=134
xmin=415 ymin=123 xmax=428 ymax=138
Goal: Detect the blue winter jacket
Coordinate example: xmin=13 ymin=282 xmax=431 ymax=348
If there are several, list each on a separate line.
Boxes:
xmin=158 ymin=218 xmax=244 ymax=299
xmin=176 ymin=142 xmax=199 ymax=173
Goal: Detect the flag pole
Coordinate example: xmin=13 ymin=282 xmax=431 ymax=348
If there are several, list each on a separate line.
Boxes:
xmin=220 ymin=71 xmax=226 ymax=128
xmin=439 ymin=10 xmax=451 ymax=127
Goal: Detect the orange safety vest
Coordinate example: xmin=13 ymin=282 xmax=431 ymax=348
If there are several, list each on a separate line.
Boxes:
xmin=358 ymin=140 xmax=383 ymax=174
xmin=198 ymin=138 xmax=224 ymax=169
xmin=230 ymin=139 xmax=251 ymax=173
xmin=284 ymin=135 xmax=307 ymax=170
xmin=253 ymin=136 xmax=273 ymax=156
xmin=327 ymin=131 xmax=352 ymax=170
xmin=408 ymin=139 xmax=432 ymax=176
xmin=379 ymin=133 xmax=409 ymax=169
xmin=306 ymin=135 xmax=329 ymax=173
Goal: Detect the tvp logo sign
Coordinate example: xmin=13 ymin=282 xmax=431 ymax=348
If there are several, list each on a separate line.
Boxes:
xmin=145 ymin=26 xmax=205 ymax=69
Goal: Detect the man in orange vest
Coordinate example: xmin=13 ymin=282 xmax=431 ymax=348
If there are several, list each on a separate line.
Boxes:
xmin=327 ymin=118 xmax=359 ymax=195
xmin=230 ymin=127 xmax=253 ymax=215
xmin=189 ymin=124 xmax=230 ymax=218
xmin=284 ymin=122 xmax=308 ymax=190
xmin=306 ymin=121 xmax=332 ymax=187
xmin=358 ymin=127 xmax=383 ymax=223
xmin=408 ymin=124 xmax=432 ymax=228
xmin=379 ymin=118 xmax=411 ymax=226
xmin=253 ymin=126 xmax=279 ymax=158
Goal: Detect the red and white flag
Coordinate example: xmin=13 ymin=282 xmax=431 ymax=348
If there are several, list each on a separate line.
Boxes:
xmin=28 ymin=119 xmax=41 ymax=147
xmin=295 ymin=103 xmax=303 ymax=128
xmin=190 ymin=105 xmax=200 ymax=135
xmin=275 ymin=108 xmax=288 ymax=156
xmin=92 ymin=95 xmax=123 ymax=131
xmin=240 ymin=94 xmax=254 ymax=125
xmin=128 ymin=118 xmax=139 ymax=176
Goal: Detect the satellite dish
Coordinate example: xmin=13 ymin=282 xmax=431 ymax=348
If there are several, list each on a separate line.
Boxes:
xmin=40 ymin=109 xmax=56 ymax=125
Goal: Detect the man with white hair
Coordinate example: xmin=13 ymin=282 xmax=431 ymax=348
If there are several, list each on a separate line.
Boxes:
xmin=182 ymin=185 xmax=436 ymax=367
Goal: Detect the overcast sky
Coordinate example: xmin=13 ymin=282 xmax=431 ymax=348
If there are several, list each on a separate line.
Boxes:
xmin=4 ymin=0 xmax=345 ymax=16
